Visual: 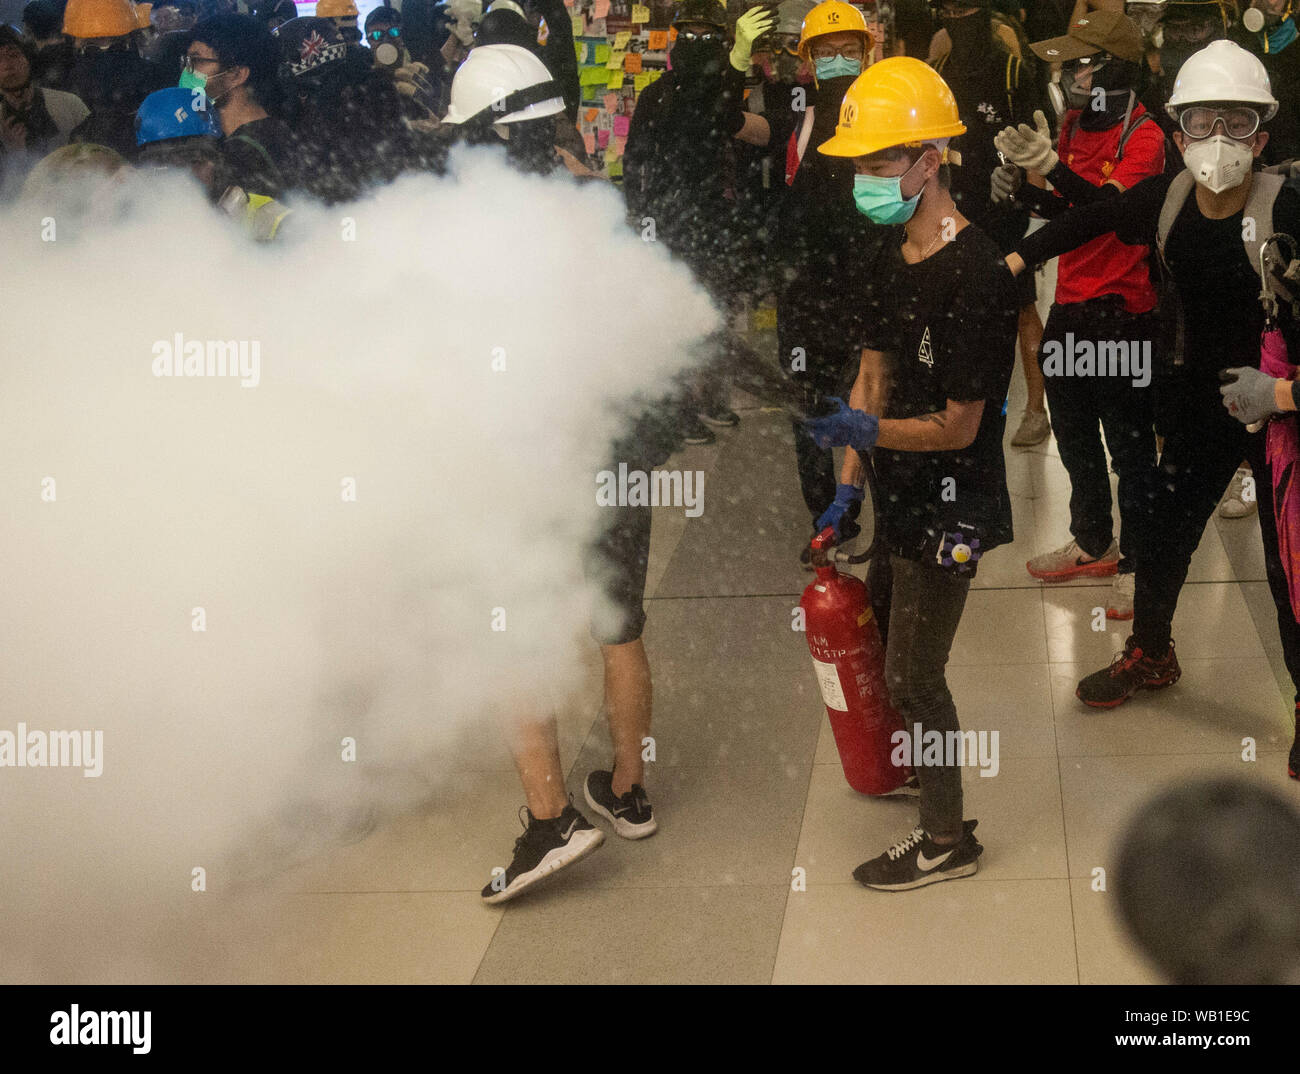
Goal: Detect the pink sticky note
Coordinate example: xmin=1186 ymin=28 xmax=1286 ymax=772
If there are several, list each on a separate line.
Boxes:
xmin=597 ymin=129 xmax=611 ymax=148
xmin=594 ymin=0 xmax=611 ymax=16
xmin=583 ymin=131 xmax=596 ymax=155
xmin=612 ymin=114 xmax=630 ymax=138
xmin=603 ymin=93 xmax=619 ymax=112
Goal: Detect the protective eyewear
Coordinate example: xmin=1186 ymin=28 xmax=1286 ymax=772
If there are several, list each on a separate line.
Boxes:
xmin=676 ymin=30 xmax=725 ymax=42
xmin=183 ymin=53 xmax=224 ymax=70
xmin=367 ymin=27 xmax=402 ymax=43
xmin=1178 ymin=105 xmax=1261 ymax=140
xmin=809 ymin=42 xmax=865 ymax=61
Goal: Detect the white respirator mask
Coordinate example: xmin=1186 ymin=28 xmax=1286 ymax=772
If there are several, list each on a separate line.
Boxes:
xmin=1182 ymin=134 xmax=1255 ymax=193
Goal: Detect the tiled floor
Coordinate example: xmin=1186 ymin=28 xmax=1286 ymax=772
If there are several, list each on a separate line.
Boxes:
xmin=19 ymin=304 xmax=1297 ymax=986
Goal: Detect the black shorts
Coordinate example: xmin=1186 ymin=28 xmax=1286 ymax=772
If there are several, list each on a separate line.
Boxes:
xmin=584 ymin=502 xmax=652 ymax=646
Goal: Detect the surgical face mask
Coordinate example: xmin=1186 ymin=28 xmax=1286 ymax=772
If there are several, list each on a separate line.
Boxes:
xmin=852 ymin=157 xmax=924 ymax=224
xmin=178 ymin=66 xmax=207 ymax=91
xmin=814 ymin=55 xmax=861 ymax=80
xmin=1182 ymin=134 xmax=1254 ymax=193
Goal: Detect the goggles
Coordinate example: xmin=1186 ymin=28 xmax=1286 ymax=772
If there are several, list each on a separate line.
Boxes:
xmin=675 ymin=29 xmax=725 ymax=42
xmin=1178 ymin=104 xmax=1262 ymax=140
xmin=367 ymin=27 xmax=402 ymax=43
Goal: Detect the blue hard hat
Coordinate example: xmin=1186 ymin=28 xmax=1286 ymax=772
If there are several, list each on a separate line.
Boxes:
xmin=134 ymin=87 xmax=220 ymax=148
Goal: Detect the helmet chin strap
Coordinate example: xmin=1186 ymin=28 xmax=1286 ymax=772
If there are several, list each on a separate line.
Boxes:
xmin=461 ymin=79 xmax=562 ymax=128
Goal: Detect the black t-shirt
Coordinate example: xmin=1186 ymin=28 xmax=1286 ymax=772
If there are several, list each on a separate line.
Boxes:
xmin=859 ymin=223 xmax=1019 ymax=562
xmin=221 ymin=116 xmax=298 ymax=200
xmin=1017 ymin=170 xmax=1300 ymax=387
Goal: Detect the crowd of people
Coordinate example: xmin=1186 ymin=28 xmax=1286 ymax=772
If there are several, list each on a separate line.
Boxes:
xmin=3 ymin=0 xmax=1299 ymax=907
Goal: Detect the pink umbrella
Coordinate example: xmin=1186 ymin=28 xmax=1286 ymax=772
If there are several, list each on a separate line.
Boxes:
xmin=1257 ymin=236 xmax=1300 ymax=620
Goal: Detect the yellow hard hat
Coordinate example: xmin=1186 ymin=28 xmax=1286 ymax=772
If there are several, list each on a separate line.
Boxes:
xmin=315 ymin=0 xmax=360 ymax=17
xmin=797 ymin=1 xmax=872 ymax=64
xmin=135 ymin=2 xmax=152 ymax=29
xmin=63 ymin=0 xmax=140 ymax=38
xmin=819 ymin=56 xmax=966 ymax=158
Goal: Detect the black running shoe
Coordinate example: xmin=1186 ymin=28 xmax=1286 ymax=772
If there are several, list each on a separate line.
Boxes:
xmin=1289 ymin=705 xmax=1299 ymax=781
xmin=853 ymin=820 xmax=983 ymax=891
xmin=481 ymin=801 xmax=604 ymax=905
xmin=680 ymin=416 xmax=716 ymax=445
xmin=698 ymin=405 xmax=740 ymax=428
xmin=584 ymin=770 xmax=658 ymax=839
xmin=1076 ymin=635 xmax=1181 ymax=709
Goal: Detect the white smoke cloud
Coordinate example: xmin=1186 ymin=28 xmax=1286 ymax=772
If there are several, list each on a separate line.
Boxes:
xmin=0 ymin=149 xmax=721 ymax=980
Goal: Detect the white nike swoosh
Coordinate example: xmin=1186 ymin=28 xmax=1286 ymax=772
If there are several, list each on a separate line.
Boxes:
xmin=560 ymin=819 xmax=578 ymax=840
xmin=916 ymin=847 xmax=956 ymax=871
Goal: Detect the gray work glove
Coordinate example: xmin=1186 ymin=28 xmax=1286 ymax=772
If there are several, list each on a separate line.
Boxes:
xmin=1219 ymin=366 xmax=1283 ymax=426
xmin=991 ymin=162 xmax=1024 ymax=203
xmin=994 ymin=109 xmax=1058 ymax=175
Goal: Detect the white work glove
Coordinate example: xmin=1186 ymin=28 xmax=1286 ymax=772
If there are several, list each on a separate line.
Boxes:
xmin=990 ymin=162 xmax=1024 ymax=203
xmin=994 ymin=109 xmax=1058 ymax=175
xmin=731 ymin=7 xmax=777 ymax=73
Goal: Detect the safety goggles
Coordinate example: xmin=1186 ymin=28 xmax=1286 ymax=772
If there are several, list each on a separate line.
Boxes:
xmin=1062 ymin=54 xmax=1110 ymax=80
xmin=809 ymin=41 xmax=865 ymax=61
xmin=367 ymin=27 xmax=402 ymax=43
xmin=1178 ymin=104 xmax=1262 ymax=140
xmin=676 ymin=29 xmax=725 ymax=42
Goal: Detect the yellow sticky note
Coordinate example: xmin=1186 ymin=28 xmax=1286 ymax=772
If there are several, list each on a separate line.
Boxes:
xmin=624 ymin=52 xmax=642 ymax=74
xmin=574 ymin=41 xmax=586 ymax=62
xmin=614 ymin=30 xmax=631 ymax=49
xmin=606 ymin=50 xmax=625 ymax=69
xmin=631 ymin=4 xmax=650 ymax=22
xmin=606 ymin=70 xmax=625 ymax=89
xmin=580 ymin=66 xmax=609 ymax=85
xmin=604 ymin=144 xmax=619 ymax=164
xmin=594 ymin=43 xmax=611 ymax=62
xmin=607 ymin=157 xmax=624 ymax=178
xmin=634 ymin=72 xmax=652 ymax=92
xmin=571 ymin=14 xmax=584 ymax=35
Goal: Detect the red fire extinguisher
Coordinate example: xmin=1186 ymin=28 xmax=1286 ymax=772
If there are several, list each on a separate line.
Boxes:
xmin=800 ymin=526 xmax=911 ymax=795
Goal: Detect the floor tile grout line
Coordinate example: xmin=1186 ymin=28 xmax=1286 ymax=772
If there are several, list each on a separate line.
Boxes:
xmin=772 ymin=732 xmax=821 ymax=984
xmin=1042 ymin=582 xmax=1082 ymax=985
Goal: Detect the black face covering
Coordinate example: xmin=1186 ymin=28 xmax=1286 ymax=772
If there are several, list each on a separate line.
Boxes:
xmin=1074 ymin=58 xmax=1141 ymax=131
xmin=812 ymin=74 xmax=856 ymax=135
xmin=942 ymin=9 xmax=992 ymax=58
xmin=669 ymin=37 xmax=727 ymax=82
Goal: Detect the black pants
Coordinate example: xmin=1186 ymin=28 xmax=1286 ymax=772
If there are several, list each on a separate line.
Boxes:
xmin=1039 ymin=299 xmax=1158 ymax=570
xmin=1134 ymin=384 xmax=1300 ymax=705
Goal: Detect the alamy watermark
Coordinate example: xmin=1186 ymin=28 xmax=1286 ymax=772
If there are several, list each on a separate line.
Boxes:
xmin=890 ymin=722 xmax=999 ymax=777
xmin=1041 ymin=334 xmax=1151 ymax=388
xmin=596 ymin=463 xmax=704 ymax=517
xmin=151 ymin=333 xmax=260 ymax=387
xmin=0 ymin=723 xmax=103 ymax=777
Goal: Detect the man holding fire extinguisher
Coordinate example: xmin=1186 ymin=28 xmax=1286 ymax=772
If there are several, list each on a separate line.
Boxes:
xmin=807 ymin=56 xmax=1019 ymax=890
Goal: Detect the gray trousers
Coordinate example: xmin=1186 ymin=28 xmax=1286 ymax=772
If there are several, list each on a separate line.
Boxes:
xmin=868 ymin=553 xmax=971 ymax=840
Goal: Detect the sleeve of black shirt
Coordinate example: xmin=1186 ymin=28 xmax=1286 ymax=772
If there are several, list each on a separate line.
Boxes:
xmin=1015 ymin=171 xmax=1169 ymax=269
xmin=623 ymin=81 xmax=662 ymax=218
xmin=534 ymin=0 xmax=581 ymax=121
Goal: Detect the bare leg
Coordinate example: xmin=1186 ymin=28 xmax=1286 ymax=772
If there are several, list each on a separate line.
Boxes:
xmin=601 ymin=638 xmax=652 ymax=796
xmin=508 ymin=717 xmax=568 ymax=820
xmin=1019 ymin=302 xmax=1046 ymax=413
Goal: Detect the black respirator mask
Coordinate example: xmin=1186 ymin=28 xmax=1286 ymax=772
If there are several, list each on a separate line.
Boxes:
xmin=1053 ymin=54 xmax=1141 ymax=130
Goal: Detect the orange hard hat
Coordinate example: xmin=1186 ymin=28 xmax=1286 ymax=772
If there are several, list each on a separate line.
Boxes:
xmin=63 ymin=0 xmax=141 ymax=38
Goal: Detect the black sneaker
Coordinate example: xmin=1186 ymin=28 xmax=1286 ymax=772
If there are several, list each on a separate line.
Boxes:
xmin=1076 ymin=635 xmax=1181 ymax=709
xmin=1289 ymin=705 xmax=1299 ymax=781
xmin=698 ymin=405 xmax=740 ymax=428
xmin=480 ymin=801 xmax=604 ymax=905
xmin=680 ymin=416 xmax=716 ymax=445
xmin=584 ymin=770 xmax=658 ymax=839
xmin=853 ymin=820 xmax=983 ymax=891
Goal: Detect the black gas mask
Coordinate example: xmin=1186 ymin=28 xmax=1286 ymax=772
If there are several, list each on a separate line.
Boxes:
xmin=670 ymin=27 xmax=728 ymax=80
xmin=1057 ymin=53 xmax=1142 ymax=130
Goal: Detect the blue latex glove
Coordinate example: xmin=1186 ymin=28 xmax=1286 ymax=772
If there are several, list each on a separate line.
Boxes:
xmin=805 ymin=397 xmax=880 ymax=453
xmin=815 ymin=483 xmax=865 ymax=539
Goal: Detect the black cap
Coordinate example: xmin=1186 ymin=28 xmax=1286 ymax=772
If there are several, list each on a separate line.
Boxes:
xmin=671 ymin=0 xmax=727 ymax=31
xmin=274 ymin=16 xmax=348 ymax=78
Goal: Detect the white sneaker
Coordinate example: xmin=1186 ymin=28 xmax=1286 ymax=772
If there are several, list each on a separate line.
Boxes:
xmin=1027 ymin=538 xmax=1119 ymax=581
xmin=1220 ymin=467 xmax=1257 ymax=518
xmin=1107 ymin=571 xmax=1135 ymax=620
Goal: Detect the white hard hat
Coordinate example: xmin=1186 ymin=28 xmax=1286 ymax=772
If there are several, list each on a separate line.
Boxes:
xmin=443 ymin=43 xmax=566 ymax=125
xmin=1166 ymin=40 xmax=1279 ymax=121
xmin=487 ymin=0 xmax=527 ymax=16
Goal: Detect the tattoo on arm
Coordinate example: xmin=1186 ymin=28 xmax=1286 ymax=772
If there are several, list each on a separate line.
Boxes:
xmin=917 ymin=412 xmax=948 ymax=428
